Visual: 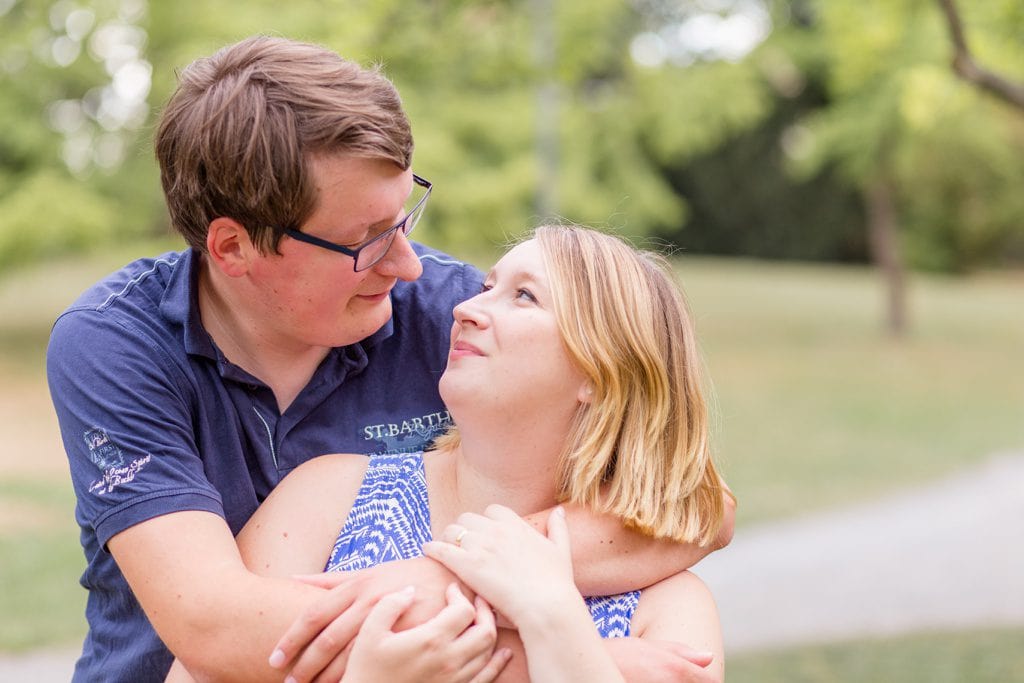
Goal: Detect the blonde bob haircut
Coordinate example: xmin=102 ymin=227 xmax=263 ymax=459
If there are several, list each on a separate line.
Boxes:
xmin=535 ymin=225 xmax=727 ymax=545
xmin=434 ymin=225 xmax=729 ymax=544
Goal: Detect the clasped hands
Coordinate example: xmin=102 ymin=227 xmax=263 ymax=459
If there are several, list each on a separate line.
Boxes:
xmin=267 ymin=505 xmax=716 ymax=683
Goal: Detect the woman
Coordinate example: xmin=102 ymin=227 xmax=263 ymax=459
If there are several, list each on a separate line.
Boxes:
xmin=239 ymin=225 xmax=731 ymax=682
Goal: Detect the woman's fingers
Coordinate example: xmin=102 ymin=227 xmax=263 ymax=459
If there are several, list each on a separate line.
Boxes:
xmin=361 ymin=586 xmax=416 ymax=634
xmin=467 ymin=647 xmax=513 ymax=683
xmin=545 ymin=506 xmax=572 ymax=562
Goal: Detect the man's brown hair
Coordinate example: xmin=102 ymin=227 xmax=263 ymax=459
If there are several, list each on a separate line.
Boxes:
xmin=155 ymin=35 xmax=413 ymax=252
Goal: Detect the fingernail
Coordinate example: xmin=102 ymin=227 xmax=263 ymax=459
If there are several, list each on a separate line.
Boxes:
xmin=268 ymin=649 xmax=285 ymax=668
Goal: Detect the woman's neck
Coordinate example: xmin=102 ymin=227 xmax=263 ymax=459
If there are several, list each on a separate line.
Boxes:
xmin=426 ymin=420 xmax=568 ymax=531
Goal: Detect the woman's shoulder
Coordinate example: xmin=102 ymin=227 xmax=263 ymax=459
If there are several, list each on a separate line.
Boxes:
xmin=632 ymin=570 xmax=724 ymax=681
xmin=272 ymin=453 xmax=371 ymax=503
xmin=631 ymin=570 xmax=718 ymax=633
xmin=287 ymin=452 xmax=370 ymax=480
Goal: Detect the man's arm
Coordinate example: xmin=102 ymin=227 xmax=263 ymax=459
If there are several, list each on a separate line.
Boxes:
xmin=236 ymin=454 xmax=502 ymax=683
xmin=524 ymin=491 xmax=735 ymax=596
xmin=108 ymin=511 xmax=326 ymax=682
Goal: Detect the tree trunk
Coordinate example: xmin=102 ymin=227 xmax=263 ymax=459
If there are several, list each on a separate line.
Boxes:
xmin=864 ymin=179 xmax=907 ymax=336
xmin=532 ymin=0 xmax=559 ymax=220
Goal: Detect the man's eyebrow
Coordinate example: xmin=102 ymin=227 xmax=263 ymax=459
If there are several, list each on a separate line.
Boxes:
xmin=348 ymin=214 xmax=402 ymax=243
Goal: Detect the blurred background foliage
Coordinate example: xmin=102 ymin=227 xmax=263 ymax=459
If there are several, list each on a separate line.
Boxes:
xmin=2 ymin=0 xmax=1023 ymax=279
xmin=0 ymin=1 xmax=1021 ymax=672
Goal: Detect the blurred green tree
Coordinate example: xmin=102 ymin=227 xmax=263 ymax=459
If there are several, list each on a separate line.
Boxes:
xmin=764 ymin=0 xmax=1024 ymax=333
xmin=2 ymin=0 xmax=771 ymax=267
xmin=4 ymin=0 xmax=1023 ymax=288
xmin=0 ymin=0 xmax=164 ymax=270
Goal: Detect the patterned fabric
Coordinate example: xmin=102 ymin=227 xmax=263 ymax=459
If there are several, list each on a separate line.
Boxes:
xmin=325 ymin=451 xmax=641 ymax=638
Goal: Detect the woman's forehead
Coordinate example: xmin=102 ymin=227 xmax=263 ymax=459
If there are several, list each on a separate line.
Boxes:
xmin=489 ymin=239 xmax=545 ymax=279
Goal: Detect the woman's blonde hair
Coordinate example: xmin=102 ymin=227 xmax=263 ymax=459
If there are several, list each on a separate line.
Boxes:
xmin=435 ymin=225 xmax=729 ymax=543
xmin=539 ymin=224 xmax=726 ymax=544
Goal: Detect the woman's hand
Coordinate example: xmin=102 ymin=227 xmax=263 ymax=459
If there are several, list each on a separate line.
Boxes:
xmin=341 ymin=583 xmax=511 ymax=683
xmin=269 ymin=556 xmax=473 ymax=682
xmin=423 ymin=505 xmax=579 ymax=629
xmin=425 ymin=505 xmax=628 ymax=683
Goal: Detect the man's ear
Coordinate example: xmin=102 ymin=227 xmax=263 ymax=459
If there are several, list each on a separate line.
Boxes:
xmin=206 ymin=217 xmax=257 ymax=278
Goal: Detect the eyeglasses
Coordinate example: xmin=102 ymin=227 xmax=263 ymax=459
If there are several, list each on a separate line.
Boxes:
xmin=283 ymin=174 xmax=432 ymax=272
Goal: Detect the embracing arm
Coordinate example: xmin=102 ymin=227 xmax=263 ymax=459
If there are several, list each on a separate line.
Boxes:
xmin=427 ymin=506 xmax=726 ymax=683
xmin=425 ymin=506 xmax=625 ymax=683
xmin=111 ymin=454 xmax=376 ymax=682
xmin=630 ymin=571 xmax=726 ymax=683
xmin=238 ymin=454 xmax=504 ymax=683
xmin=109 ymin=511 xmax=326 ymax=682
xmin=525 ymin=490 xmax=735 ymax=596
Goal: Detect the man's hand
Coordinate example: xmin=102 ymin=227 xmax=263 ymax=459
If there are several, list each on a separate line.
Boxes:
xmin=604 ymin=638 xmax=718 ymax=683
xmin=268 ymin=556 xmax=471 ymax=682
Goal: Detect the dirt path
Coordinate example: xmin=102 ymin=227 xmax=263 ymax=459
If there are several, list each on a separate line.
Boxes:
xmin=3 ymin=451 xmax=1022 ymax=679
xmin=697 ymin=450 xmax=1024 ymax=653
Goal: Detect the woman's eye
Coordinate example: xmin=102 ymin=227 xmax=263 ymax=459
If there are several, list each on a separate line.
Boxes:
xmin=480 ymin=283 xmax=494 ymax=293
xmin=516 ymin=288 xmax=537 ymax=303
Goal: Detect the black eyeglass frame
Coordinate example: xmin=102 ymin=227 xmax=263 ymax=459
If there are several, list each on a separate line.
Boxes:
xmin=282 ymin=174 xmax=432 ymax=272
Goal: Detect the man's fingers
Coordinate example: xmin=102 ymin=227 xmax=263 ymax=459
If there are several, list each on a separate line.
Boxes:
xmin=650 ymin=639 xmax=714 ymax=668
xmin=290 ymin=571 xmax=356 ymax=589
xmin=269 ymin=585 xmax=356 ymax=670
xmin=278 ymin=603 xmax=368 ymax=683
xmin=309 ymin=639 xmax=353 ymax=683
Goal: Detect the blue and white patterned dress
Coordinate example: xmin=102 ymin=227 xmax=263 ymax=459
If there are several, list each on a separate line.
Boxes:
xmin=325 ymin=451 xmax=641 ymax=638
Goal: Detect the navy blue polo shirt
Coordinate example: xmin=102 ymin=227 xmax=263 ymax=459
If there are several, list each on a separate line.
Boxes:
xmin=46 ymin=243 xmax=483 ymax=682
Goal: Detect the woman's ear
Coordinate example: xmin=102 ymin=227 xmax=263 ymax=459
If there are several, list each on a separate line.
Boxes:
xmin=577 ymin=382 xmax=595 ymax=404
xmin=206 ymin=217 xmax=257 ymax=278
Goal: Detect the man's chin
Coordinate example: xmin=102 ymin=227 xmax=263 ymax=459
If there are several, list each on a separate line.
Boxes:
xmin=332 ymin=301 xmax=393 ymax=346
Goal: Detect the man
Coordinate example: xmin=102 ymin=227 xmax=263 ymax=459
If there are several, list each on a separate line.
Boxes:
xmin=48 ymin=35 xmax=731 ymax=682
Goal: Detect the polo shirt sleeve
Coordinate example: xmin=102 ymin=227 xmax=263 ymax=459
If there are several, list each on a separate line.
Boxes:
xmin=47 ymin=308 xmax=223 ymax=550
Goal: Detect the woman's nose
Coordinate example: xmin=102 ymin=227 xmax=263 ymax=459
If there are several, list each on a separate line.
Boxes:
xmin=453 ymin=291 xmax=488 ymax=326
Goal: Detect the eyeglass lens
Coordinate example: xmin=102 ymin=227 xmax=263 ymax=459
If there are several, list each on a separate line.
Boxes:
xmin=354 ymin=189 xmax=428 ymax=271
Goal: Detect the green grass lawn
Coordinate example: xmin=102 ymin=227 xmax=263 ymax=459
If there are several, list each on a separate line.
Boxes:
xmin=728 ymin=627 xmax=1024 ymax=682
xmin=0 ymin=478 xmax=85 ymax=651
xmin=1 ymin=245 xmax=1021 ymax=660
xmin=676 ymin=257 xmax=1023 ymax=524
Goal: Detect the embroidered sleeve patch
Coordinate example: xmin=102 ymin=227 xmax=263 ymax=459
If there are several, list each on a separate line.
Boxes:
xmin=84 ymin=428 xmax=124 ymax=470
